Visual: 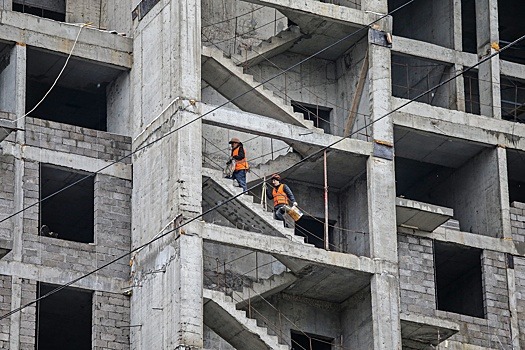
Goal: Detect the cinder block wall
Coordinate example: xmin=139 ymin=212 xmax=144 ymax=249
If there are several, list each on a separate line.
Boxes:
xmin=0 ymin=275 xmax=11 ymax=349
xmin=0 ymin=155 xmax=14 ymax=240
xmin=515 ymin=257 xmax=525 ymax=349
xmin=510 ymin=202 xmax=525 ymax=243
xmin=92 ymin=291 xmax=130 ymax=350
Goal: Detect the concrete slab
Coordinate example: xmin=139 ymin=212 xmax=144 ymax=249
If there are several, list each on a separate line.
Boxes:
xmin=400 ymin=313 xmax=459 ymax=349
xmin=396 ymin=198 xmax=453 ymax=232
xmin=0 ymin=10 xmax=132 ymax=69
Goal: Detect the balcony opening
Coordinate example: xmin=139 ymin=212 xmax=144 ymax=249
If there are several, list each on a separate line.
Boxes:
xmin=391 ymin=54 xmax=456 ymax=110
xmin=294 ymin=216 xmax=335 ymax=249
xmin=461 ymin=0 xmax=477 ymax=54
xmin=506 ymin=149 xmax=525 ymax=203
xmin=498 ymin=0 xmax=525 ymax=64
xmin=36 ymin=282 xmax=92 ymax=350
xmin=463 ymin=70 xmax=481 ymax=115
xmin=12 ymin=0 xmax=66 ymax=21
xmin=501 ymin=75 xmax=525 ymax=123
xmin=291 ymin=330 xmax=332 ymax=350
xmin=26 ymin=48 xmax=123 ymax=131
xmin=434 ymin=241 xmax=484 ymax=318
xmin=292 ymin=101 xmax=332 ymax=134
xmin=40 ymin=164 xmax=94 ymax=243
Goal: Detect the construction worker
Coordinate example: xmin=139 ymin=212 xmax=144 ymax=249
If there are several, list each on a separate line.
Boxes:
xmin=267 ymin=173 xmax=297 ymax=226
xmin=227 ymin=137 xmax=249 ymax=192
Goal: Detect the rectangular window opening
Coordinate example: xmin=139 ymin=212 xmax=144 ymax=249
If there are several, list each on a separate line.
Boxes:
xmin=39 ymin=164 xmax=94 ymax=244
xmin=294 ymin=215 xmax=335 ymax=249
xmin=434 ymin=241 xmax=484 ymax=318
xmin=291 ymin=101 xmax=332 ymax=134
xmin=501 ymin=75 xmax=525 ymax=123
xmin=291 ymin=330 xmax=333 ymax=350
xmin=13 ymin=1 xmax=66 ymax=22
xmin=36 ymin=282 xmax=92 ymax=350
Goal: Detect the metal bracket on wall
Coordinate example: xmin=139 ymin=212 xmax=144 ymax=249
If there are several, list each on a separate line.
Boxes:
xmin=369 ymin=28 xmax=392 ymax=48
xmin=132 ymin=0 xmax=161 ymax=21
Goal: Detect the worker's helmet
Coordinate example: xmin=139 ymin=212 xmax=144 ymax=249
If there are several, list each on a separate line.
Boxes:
xmin=270 ymin=173 xmax=281 ymax=181
xmin=229 ymin=137 xmax=241 ymax=144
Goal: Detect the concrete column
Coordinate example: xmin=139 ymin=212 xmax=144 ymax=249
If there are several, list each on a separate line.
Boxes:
xmin=361 ymin=0 xmax=387 ymax=14
xmin=130 ymin=0 xmax=203 ymax=348
xmin=8 ymin=278 xmax=22 ymax=350
xmin=496 ymin=147 xmax=512 ymax=240
xmin=371 ymin=273 xmax=402 ymax=350
xmin=475 ymin=0 xmax=501 ymax=118
xmin=451 ymin=1 xmax=466 ymax=112
xmin=506 ymin=265 xmax=521 ymax=350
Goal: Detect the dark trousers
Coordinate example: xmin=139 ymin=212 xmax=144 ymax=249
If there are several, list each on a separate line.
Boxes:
xmin=232 ymin=170 xmax=247 ymax=192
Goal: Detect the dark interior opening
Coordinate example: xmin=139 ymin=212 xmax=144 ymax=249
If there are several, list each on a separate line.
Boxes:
xmin=498 ymin=0 xmax=525 ymax=64
xmin=461 ymin=0 xmax=477 ymax=54
xmin=506 ymin=149 xmax=525 ymax=203
xmin=463 ymin=70 xmax=481 ymax=115
xmin=291 ymin=101 xmax=332 ymax=134
xmin=294 ymin=216 xmax=335 ymax=249
xmin=391 ymin=54 xmax=455 ymax=109
xmin=40 ymin=164 xmax=94 ymax=243
xmin=291 ymin=330 xmax=332 ymax=350
xmin=26 ymin=48 xmax=123 ymax=131
xmin=36 ymin=283 xmax=92 ymax=350
xmin=13 ymin=0 xmax=66 ymax=21
xmin=434 ymin=241 xmax=484 ymax=318
xmin=500 ymin=75 xmax=525 ymax=123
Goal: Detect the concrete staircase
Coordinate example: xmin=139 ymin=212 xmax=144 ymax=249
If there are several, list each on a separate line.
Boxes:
xmin=236 ymin=271 xmax=297 ymax=308
xmin=232 ymin=25 xmax=304 ymax=67
xmin=247 ymin=152 xmax=302 ymax=184
xmin=202 ymin=167 xmax=311 ymax=246
xmin=204 ymin=288 xmax=289 ymax=350
xmin=202 ymin=45 xmax=323 ymax=132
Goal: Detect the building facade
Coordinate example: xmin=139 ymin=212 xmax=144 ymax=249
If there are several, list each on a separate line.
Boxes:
xmin=0 ymin=0 xmax=524 ymax=349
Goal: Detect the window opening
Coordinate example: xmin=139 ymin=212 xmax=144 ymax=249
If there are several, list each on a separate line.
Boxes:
xmin=291 ymin=101 xmax=332 ymax=134
xmin=295 ymin=215 xmax=335 ymax=249
xmin=39 ymin=164 xmax=94 ymax=243
xmin=434 ymin=241 xmax=484 ymax=318
xmin=13 ymin=0 xmax=66 ymax=21
xmin=36 ymin=282 xmax=92 ymax=350
xmin=291 ymin=330 xmax=333 ymax=350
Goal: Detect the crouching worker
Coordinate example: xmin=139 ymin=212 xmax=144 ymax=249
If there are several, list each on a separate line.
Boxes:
xmin=267 ymin=173 xmax=297 ymax=227
xmin=228 ymin=137 xmax=249 ymax=192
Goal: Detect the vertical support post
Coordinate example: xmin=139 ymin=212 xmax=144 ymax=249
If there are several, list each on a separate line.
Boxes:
xmin=324 ymin=149 xmax=329 ymax=251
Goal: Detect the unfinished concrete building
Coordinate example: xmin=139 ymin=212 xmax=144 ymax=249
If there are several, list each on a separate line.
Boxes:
xmin=0 ymin=0 xmax=524 ymax=349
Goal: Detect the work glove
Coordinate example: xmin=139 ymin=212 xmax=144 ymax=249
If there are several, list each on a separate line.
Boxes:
xmin=293 ymin=202 xmax=298 ymax=207
xmin=226 ymin=159 xmax=232 ymax=165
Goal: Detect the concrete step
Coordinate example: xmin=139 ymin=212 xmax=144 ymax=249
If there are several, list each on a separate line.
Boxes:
xmin=246 ymin=152 xmax=301 ymax=185
xmin=202 ymin=45 xmax=323 ymax=134
xmin=237 ymin=271 xmax=297 ymax=308
xmin=233 ymin=25 xmax=304 ymax=67
xmin=203 ymin=289 xmax=289 ymax=350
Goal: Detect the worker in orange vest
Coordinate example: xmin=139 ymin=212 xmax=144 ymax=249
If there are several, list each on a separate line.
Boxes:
xmin=266 ymin=173 xmax=297 ymax=226
xmin=228 ymin=137 xmax=249 ymax=192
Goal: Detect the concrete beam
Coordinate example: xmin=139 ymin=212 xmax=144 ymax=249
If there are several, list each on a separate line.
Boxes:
xmin=0 ymin=10 xmax=132 ymax=69
xmin=397 ymin=226 xmax=519 ymax=255
xmin=501 ymin=60 xmax=525 ymax=81
xmin=239 ymin=0 xmax=384 ymax=28
xmin=400 ymin=313 xmax=459 ymax=348
xmin=1 ymin=143 xmax=132 ymax=180
xmin=197 ymin=222 xmax=394 ymax=275
xmin=392 ymin=98 xmax=525 ymax=150
xmin=392 ymin=36 xmax=477 ymax=67
xmin=202 ymin=104 xmax=373 ymax=157
xmin=396 ymin=198 xmax=453 ymax=232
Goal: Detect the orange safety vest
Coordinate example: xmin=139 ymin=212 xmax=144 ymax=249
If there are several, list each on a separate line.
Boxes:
xmin=232 ymin=147 xmax=249 ymax=171
xmin=272 ymin=184 xmax=289 ymax=206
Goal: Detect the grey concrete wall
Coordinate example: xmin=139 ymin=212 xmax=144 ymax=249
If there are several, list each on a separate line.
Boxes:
xmin=252 ymin=293 xmax=341 ymax=347
xmin=515 ymin=256 xmax=525 ymax=349
xmin=434 ymin=147 xmax=504 ymax=237
xmin=0 ymin=155 xmax=14 ymax=241
xmin=397 ymin=234 xmax=435 ymax=316
xmin=25 ymin=118 xmax=132 ymax=164
xmin=340 ymin=287 xmax=373 ymax=350
xmin=339 ymin=175 xmax=369 ymax=256
xmin=107 ymin=72 xmax=131 ymax=137
xmin=510 ymin=202 xmax=525 ymax=243
xmin=0 ymin=275 xmax=10 ymax=349
xmin=92 ymin=291 xmax=130 ymax=350
xmin=437 ymin=250 xmax=512 ymax=348
xmin=202 ymin=1 xmax=286 ymax=57
xmin=66 ymin=0 xmax=130 ymax=33
xmin=203 ymin=325 xmax=235 ymax=350
xmin=0 ymin=45 xmax=16 ymax=114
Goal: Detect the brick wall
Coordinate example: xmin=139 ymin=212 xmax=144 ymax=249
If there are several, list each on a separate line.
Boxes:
xmin=0 ymin=275 xmax=11 ymax=349
xmin=92 ymin=291 xmax=130 ymax=350
xmin=438 ymin=250 xmax=512 ymax=348
xmin=19 ymin=279 xmax=36 ymax=350
xmin=0 ymin=155 xmax=14 ymax=240
xmin=398 ymin=234 xmax=435 ymax=316
xmin=510 ymin=202 xmax=525 ymax=243
xmin=25 ymin=117 xmax=131 ymax=164
xmin=515 ymin=256 xmax=525 ymax=349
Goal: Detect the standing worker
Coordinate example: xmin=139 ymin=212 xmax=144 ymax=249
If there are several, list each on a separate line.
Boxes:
xmin=228 ymin=137 xmax=249 ymax=192
xmin=267 ymin=173 xmax=297 ymax=226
